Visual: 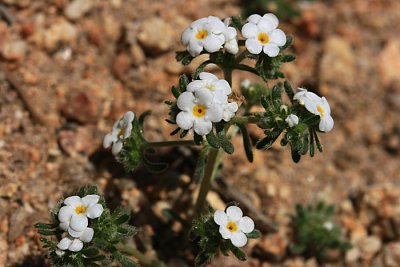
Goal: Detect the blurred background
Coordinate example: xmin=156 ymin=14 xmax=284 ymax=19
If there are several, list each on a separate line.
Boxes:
xmin=0 ymin=0 xmax=399 ymax=266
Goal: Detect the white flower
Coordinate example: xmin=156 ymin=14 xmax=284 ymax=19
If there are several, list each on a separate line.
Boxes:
xmin=176 ymin=91 xmax=223 ymax=136
xmin=103 ymin=111 xmax=135 ymax=155
xmin=187 ymin=72 xmax=232 ymax=104
xmin=285 ymin=114 xmax=299 ymax=128
xmin=293 ymin=88 xmax=334 ymax=132
xmin=181 ymin=16 xmax=225 ymax=57
xmin=242 ymin=13 xmax=286 ymax=57
xmin=214 ymin=206 xmax=255 ymax=248
xmin=223 ymin=18 xmax=239 ymax=55
xmin=58 ymin=195 xmax=104 ymax=236
xmin=323 ymin=221 xmax=334 ymax=231
xmin=55 ymin=249 xmax=65 ymax=257
xmin=240 ymin=79 xmax=251 ymax=89
xmin=57 ymin=227 xmax=94 ymax=253
xmin=222 ymin=102 xmax=238 ymax=122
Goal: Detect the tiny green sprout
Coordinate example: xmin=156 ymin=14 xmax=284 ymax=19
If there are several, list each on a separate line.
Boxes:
xmin=35 ymin=186 xmax=140 ymax=267
xmin=191 ymin=205 xmax=261 ymax=266
xmin=291 ymin=202 xmax=352 ymax=262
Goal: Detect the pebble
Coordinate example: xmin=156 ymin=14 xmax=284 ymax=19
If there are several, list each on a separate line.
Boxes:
xmin=42 ymin=19 xmax=77 ymax=50
xmin=130 ymin=43 xmax=146 ymax=67
xmin=60 ymin=90 xmax=100 ymax=123
xmin=64 ymin=0 xmax=93 ymax=20
xmin=1 ymin=40 xmax=27 ymax=61
xmin=383 ymin=242 xmax=400 ymax=267
xmin=378 ymin=40 xmax=400 ymax=87
xmin=358 ymin=236 xmax=382 ymax=261
xmin=138 ymin=17 xmax=175 ymax=55
xmin=0 ymin=236 xmax=7 ymax=266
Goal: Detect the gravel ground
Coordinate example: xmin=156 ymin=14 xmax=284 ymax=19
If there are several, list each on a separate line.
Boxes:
xmin=0 ymin=0 xmax=399 ymax=266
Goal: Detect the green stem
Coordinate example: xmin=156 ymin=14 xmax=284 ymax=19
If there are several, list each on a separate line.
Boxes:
xmin=235 ymin=50 xmax=247 ymax=63
xmin=145 ymin=140 xmax=195 ymax=148
xmin=229 ymin=115 xmax=259 ymax=125
xmin=193 ymin=148 xmax=220 ymax=217
xmin=116 ymin=243 xmax=166 ymax=267
xmin=223 ymin=68 xmax=233 ymax=86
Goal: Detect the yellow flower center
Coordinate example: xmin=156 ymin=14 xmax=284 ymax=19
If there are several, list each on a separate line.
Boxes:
xmin=118 ymin=127 xmax=126 ymax=139
xmin=258 ymin=32 xmax=269 ymax=44
xmin=192 ymin=104 xmax=206 ymax=118
xmin=75 ymin=205 xmax=87 ymax=215
xmin=196 ymin=29 xmax=208 ymax=40
xmin=226 ymin=221 xmax=238 ymax=232
xmin=317 ymin=105 xmax=325 ymax=118
xmin=205 ymin=84 xmax=215 ymax=91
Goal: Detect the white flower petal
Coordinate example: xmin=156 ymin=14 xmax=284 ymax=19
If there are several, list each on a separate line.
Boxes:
xmin=111 ymin=141 xmax=123 ymax=155
xmin=81 ymin=195 xmax=100 ymax=206
xmin=80 ymin=227 xmax=94 ymax=243
xmin=285 ymin=114 xmax=299 ymax=128
xmin=225 ymin=26 xmax=237 ymax=40
xmin=58 ymin=206 xmax=74 ymax=223
xmin=230 ymin=231 xmax=247 ymax=247
xmin=319 ymin=115 xmax=334 ymax=132
xmin=270 ymin=29 xmax=286 ymax=46
xmin=199 ymin=72 xmax=218 ymax=81
xmin=262 ymin=13 xmax=279 ymax=29
xmin=195 ymin=88 xmax=215 ymax=107
xmin=193 ymin=119 xmax=212 ymax=136
xmin=239 ymin=216 xmax=255 ymax=233
xmin=257 ymin=19 xmax=275 ymax=33
xmin=219 ymin=225 xmax=232 ymax=239
xmin=225 ymin=39 xmax=239 ymax=54
xmin=70 ymin=214 xmax=88 ymax=232
xmin=242 ymin=23 xmax=258 ymax=39
xmin=56 ymin=249 xmax=65 ymax=257
xmin=214 ymin=210 xmax=228 ymax=226
xmin=321 ymin=97 xmax=331 ymax=114
xmin=64 ymin=196 xmax=81 ymax=207
xmin=207 ymin=16 xmax=225 ymax=34
xmin=263 ymin=43 xmax=280 ymax=57
xmin=86 ymin=204 xmax=104 ymax=219
xmin=188 ymin=39 xmax=203 ymax=57
xmin=215 ymin=80 xmax=232 ymax=95
xmin=223 ymin=102 xmax=238 ymax=122
xmin=122 ymin=111 xmax=135 ymax=124
xmin=248 ymin=14 xmax=262 ymax=24
xmin=68 ymin=227 xmax=84 ymax=238
xmin=226 ymin=206 xmax=243 ymax=221
xmin=245 ymin=38 xmax=262 ymax=54
xmin=176 ymin=111 xmax=195 ymax=130
xmin=203 ymin=36 xmax=223 ymax=53
xmin=68 ymin=239 xmax=83 ymax=252
xmin=123 ymin=123 xmax=133 ymax=139
xmin=103 ymin=133 xmax=117 ymax=148
xmin=191 ymin=17 xmax=208 ymax=29
xmin=177 ymin=92 xmax=195 ymax=111
xmin=59 ymin=221 xmax=69 ymax=231
xmin=181 ymin=27 xmax=193 ymax=45
xmin=57 ymin=237 xmax=72 ymax=250
xmin=206 ymin=104 xmax=223 ymax=123
xmin=187 ymin=80 xmax=204 ymax=92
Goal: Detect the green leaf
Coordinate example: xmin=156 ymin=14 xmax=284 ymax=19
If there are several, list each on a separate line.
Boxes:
xmin=117 ymin=225 xmax=138 ymax=236
xmin=114 ymin=252 xmax=140 ymax=267
xmin=313 ymin=131 xmax=323 ymax=152
xmin=290 ymin=244 xmax=306 ymax=255
xmin=193 ymin=146 xmax=210 ymax=183
xmin=231 ymin=16 xmax=244 ymax=30
xmin=113 ymin=206 xmax=131 ymax=225
xmin=284 ymin=80 xmax=294 ymax=102
xmin=143 ymin=156 xmax=168 ymax=173
xmin=218 ymin=131 xmax=234 ymax=154
xmin=176 ymin=51 xmax=194 ymax=65
xmin=178 ymin=74 xmax=189 ymax=92
xmin=194 ymin=252 xmax=210 ymax=266
xmin=237 ymin=123 xmax=253 ymax=162
xmin=38 ymin=229 xmax=60 ymax=236
xmin=271 ymin=83 xmax=282 ymax=103
xmin=281 ymin=54 xmax=296 ymax=62
xmin=230 ymin=245 xmax=247 ymax=261
xmin=256 ymin=129 xmax=282 ymax=150
xmin=169 ymin=127 xmax=180 ymax=136
xmin=206 ymin=132 xmax=220 ymax=149
xmin=246 ymin=229 xmax=262 ymax=239
xmin=171 ymin=86 xmax=180 ymax=98
xmin=291 ymin=147 xmax=301 ymax=163
xmin=193 ymin=60 xmax=213 ymax=79
xmin=82 ymin=247 xmax=100 ymax=257
xmin=35 ymin=223 xmax=55 ymax=230
xmin=309 ymin=129 xmax=315 ymax=157
xmin=282 ymin=35 xmax=293 ymax=50
xmin=180 ymin=130 xmax=189 ymax=138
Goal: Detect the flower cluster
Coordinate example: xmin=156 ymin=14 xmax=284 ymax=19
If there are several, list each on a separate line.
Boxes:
xmin=182 ymin=13 xmax=286 ymax=58
xmin=175 ymin=72 xmax=238 ymax=136
xmin=103 ymin=111 xmax=135 ymax=155
xmin=56 ymin=195 xmax=104 ymax=254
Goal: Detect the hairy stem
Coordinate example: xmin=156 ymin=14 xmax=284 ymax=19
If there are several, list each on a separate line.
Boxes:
xmin=116 ymin=243 xmax=166 ymax=267
xmin=193 ymin=148 xmax=220 ymax=217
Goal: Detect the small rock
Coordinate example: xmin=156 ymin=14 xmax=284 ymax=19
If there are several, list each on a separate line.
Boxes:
xmin=42 ymin=19 xmax=77 ymax=50
xmin=358 ymin=236 xmax=382 ymax=261
xmin=0 ymin=236 xmax=7 ymax=266
xmin=1 ymin=40 xmax=27 ymax=61
xmin=64 ymin=0 xmax=93 ymax=20
xmin=138 ymin=17 xmax=174 ymax=55
xmin=58 ymin=127 xmax=96 ymax=157
xmin=378 ymin=40 xmax=400 ymax=87
xmin=254 ymin=231 xmax=289 ymax=262
xmin=206 ymin=191 xmax=225 ymax=211
xmin=8 ymin=207 xmax=29 ymax=243
xmin=112 ymin=53 xmax=131 ymax=80
xmin=345 ymin=247 xmax=360 ymax=264
xmin=383 ymin=242 xmax=400 ymax=267
xmin=61 ymin=90 xmax=100 ymax=123
xmin=130 ymin=44 xmax=146 ymax=67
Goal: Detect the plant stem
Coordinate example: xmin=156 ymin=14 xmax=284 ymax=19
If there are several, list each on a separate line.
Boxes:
xmin=223 ymin=68 xmax=233 ymax=86
xmin=116 ymin=243 xmax=166 ymax=267
xmin=193 ymin=148 xmax=220 ymax=217
xmin=146 ymin=140 xmax=195 ymax=148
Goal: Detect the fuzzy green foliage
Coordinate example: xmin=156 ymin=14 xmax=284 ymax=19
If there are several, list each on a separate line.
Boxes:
xmin=255 ymin=81 xmax=325 ymax=163
xmin=240 ymin=0 xmax=316 ymax=19
xmin=190 ymin=206 xmax=261 ymax=266
xmin=35 ymin=186 xmax=139 ymax=267
xmin=117 ymin=111 xmax=168 ymax=173
xmin=291 ymin=202 xmax=351 ymax=261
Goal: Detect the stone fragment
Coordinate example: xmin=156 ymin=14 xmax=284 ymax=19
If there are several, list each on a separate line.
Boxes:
xmin=1 ymin=40 xmax=26 ymax=61
xmin=65 ymin=0 xmax=93 ymax=20
xmin=138 ymin=17 xmax=174 ymax=55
